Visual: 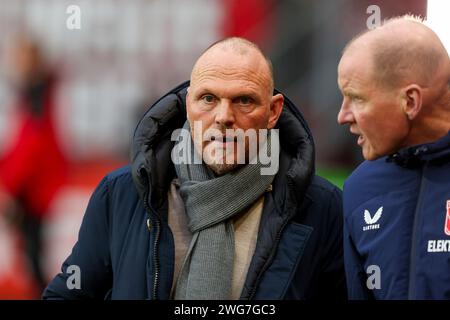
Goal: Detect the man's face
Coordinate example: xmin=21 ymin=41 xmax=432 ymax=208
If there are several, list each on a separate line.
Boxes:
xmin=186 ymin=48 xmax=282 ymax=175
xmin=337 ymin=49 xmax=410 ymax=160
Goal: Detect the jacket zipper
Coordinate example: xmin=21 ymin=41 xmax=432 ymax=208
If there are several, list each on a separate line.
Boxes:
xmin=408 ymin=164 xmax=427 ymax=299
xmin=152 ymin=218 xmax=161 ymax=299
xmin=144 ymin=194 xmax=161 ymax=300
xmin=247 ymin=217 xmax=290 ymax=300
xmin=247 ymin=180 xmax=298 ymax=300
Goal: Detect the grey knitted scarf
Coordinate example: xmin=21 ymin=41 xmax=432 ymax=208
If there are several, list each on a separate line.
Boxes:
xmin=173 ymin=122 xmax=277 ymax=300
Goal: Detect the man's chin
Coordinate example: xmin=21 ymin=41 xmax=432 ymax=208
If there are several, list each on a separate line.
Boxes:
xmin=362 ymin=151 xmax=375 ymax=161
xmin=362 ymin=147 xmax=382 ymax=161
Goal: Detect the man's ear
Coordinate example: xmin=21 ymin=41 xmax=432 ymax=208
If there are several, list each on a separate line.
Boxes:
xmin=402 ymin=84 xmax=422 ymax=120
xmin=268 ymin=93 xmax=284 ymax=129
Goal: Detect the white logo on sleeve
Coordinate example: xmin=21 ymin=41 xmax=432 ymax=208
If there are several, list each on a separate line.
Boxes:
xmin=363 ymin=207 xmax=383 ymax=231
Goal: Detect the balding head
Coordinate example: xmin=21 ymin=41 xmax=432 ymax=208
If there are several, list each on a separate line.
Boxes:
xmin=344 ymin=16 xmax=450 ymax=91
xmin=191 ymin=37 xmax=274 ymax=95
xmin=337 ymin=15 xmax=450 ymax=160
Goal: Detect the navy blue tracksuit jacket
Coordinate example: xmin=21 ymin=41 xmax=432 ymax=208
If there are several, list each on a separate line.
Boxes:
xmin=343 ymin=132 xmax=450 ymax=299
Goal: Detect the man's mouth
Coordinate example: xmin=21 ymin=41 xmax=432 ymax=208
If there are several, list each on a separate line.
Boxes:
xmin=357 ymin=134 xmax=365 ymax=146
xmin=350 ymin=127 xmax=364 ymax=146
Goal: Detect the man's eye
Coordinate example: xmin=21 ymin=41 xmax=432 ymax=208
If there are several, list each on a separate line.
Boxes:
xmin=238 ymin=96 xmax=252 ymax=105
xmin=349 ymin=95 xmax=363 ymax=102
xmin=202 ymin=95 xmax=215 ymax=103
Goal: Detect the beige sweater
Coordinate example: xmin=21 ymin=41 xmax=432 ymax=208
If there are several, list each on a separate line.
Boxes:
xmin=167 ymin=179 xmax=264 ymax=299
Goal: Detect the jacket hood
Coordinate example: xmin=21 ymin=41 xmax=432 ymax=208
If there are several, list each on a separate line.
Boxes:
xmin=130 ymin=81 xmax=315 ymax=212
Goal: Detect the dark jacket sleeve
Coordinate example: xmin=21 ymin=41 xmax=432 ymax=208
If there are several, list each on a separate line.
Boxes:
xmin=319 ymin=186 xmax=348 ymax=300
xmin=42 ymin=177 xmax=112 ymax=299
xmin=343 ymin=214 xmax=373 ymax=299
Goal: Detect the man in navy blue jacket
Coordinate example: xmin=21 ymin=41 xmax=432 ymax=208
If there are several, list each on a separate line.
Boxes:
xmin=337 ymin=16 xmax=450 ymax=299
xmin=43 ymin=37 xmax=346 ymax=300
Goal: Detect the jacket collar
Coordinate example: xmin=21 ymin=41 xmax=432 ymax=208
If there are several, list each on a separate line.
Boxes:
xmin=387 ymin=131 xmax=450 ymax=168
xmin=130 ymin=81 xmax=315 ymax=214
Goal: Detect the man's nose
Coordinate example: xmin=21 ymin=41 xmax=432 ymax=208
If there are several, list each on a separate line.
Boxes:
xmin=214 ymin=100 xmax=235 ymax=127
xmin=337 ymin=99 xmax=354 ymax=125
